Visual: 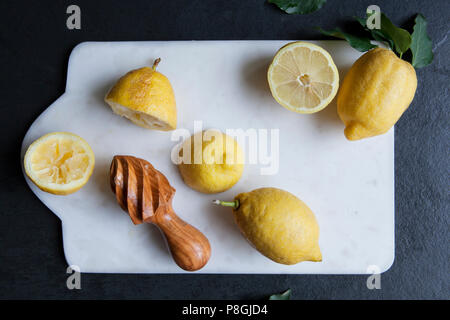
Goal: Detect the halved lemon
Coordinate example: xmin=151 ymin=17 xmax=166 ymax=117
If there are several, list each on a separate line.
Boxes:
xmin=105 ymin=58 xmax=177 ymax=131
xmin=268 ymin=41 xmax=339 ymax=114
xmin=24 ymin=132 xmax=95 ymax=195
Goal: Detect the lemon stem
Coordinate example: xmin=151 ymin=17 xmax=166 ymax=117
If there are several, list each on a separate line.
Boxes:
xmin=212 ymin=199 xmax=239 ymax=209
xmin=152 ymin=58 xmax=161 ymax=70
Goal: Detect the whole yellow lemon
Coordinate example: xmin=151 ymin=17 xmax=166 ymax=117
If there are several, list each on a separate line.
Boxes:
xmin=215 ymin=187 xmax=322 ymax=265
xmin=178 ymin=130 xmax=244 ymax=194
xmin=337 ymin=48 xmax=417 ymax=140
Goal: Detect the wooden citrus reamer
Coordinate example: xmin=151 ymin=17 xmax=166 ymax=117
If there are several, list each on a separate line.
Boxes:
xmin=110 ymin=155 xmax=211 ymax=271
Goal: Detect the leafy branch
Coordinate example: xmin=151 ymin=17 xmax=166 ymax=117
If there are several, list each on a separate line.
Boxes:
xmin=269 ymin=1 xmax=434 ymax=68
xmin=319 ymin=11 xmax=433 ymax=68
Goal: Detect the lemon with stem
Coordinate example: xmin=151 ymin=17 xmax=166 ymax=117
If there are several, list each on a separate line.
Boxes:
xmin=105 ymin=58 xmax=177 ymax=131
xmin=337 ymin=48 xmax=417 ymax=140
xmin=214 ymin=187 xmax=322 ymax=265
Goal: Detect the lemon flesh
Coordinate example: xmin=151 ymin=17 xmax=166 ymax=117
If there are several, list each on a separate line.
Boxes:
xmin=337 ymin=48 xmax=417 ymax=140
xmin=24 ymin=132 xmax=95 ymax=195
xmin=233 ymin=188 xmax=322 ymax=265
xmin=178 ymin=130 xmax=244 ymax=194
xmin=268 ymin=41 xmax=339 ymax=114
xmin=105 ymin=66 xmax=177 ymax=131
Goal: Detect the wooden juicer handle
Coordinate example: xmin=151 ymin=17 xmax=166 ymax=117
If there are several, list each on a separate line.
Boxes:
xmin=110 ymin=155 xmax=211 ymax=271
xmin=153 ymin=203 xmax=211 ymax=271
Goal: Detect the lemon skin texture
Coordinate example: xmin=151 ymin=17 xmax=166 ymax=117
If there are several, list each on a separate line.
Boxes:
xmin=105 ymin=67 xmax=177 ymax=131
xmin=233 ymin=187 xmax=322 ymax=265
xmin=178 ymin=130 xmax=244 ymax=194
xmin=337 ymin=48 xmax=417 ymax=141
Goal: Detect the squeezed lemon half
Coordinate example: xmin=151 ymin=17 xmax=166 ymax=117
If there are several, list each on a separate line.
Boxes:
xmin=105 ymin=59 xmax=177 ymax=131
xmin=268 ymin=41 xmax=339 ymax=114
xmin=24 ymin=132 xmax=95 ymax=195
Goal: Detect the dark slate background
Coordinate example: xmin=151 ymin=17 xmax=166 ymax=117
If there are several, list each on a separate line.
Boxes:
xmin=0 ymin=0 xmax=448 ymax=299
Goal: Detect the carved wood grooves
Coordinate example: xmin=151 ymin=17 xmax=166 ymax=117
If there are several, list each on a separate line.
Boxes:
xmin=110 ymin=155 xmax=211 ymax=271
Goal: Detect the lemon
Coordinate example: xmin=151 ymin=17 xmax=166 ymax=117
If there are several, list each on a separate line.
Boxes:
xmin=268 ymin=41 xmax=339 ymax=114
xmin=105 ymin=58 xmax=177 ymax=131
xmin=215 ymin=187 xmax=322 ymax=265
xmin=24 ymin=132 xmax=95 ymax=195
xmin=178 ymin=130 xmax=244 ymax=194
xmin=337 ymin=48 xmax=417 ymax=140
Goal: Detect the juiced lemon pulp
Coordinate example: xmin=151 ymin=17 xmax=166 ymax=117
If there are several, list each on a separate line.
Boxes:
xmin=24 ymin=132 xmax=95 ymax=195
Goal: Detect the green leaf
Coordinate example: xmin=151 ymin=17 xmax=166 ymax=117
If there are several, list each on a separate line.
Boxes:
xmin=268 ymin=0 xmax=326 ymax=14
xmin=410 ymin=14 xmax=434 ymax=68
xmin=318 ymin=27 xmax=377 ymax=52
xmin=269 ymin=289 xmax=292 ymax=300
xmin=355 ymin=16 xmax=367 ymax=28
xmin=355 ymin=15 xmax=394 ymax=49
xmin=379 ymin=13 xmax=412 ymax=56
xmin=371 ymin=29 xmax=395 ymax=49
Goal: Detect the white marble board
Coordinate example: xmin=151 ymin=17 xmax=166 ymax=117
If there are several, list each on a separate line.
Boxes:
xmin=20 ymin=41 xmax=394 ymax=274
